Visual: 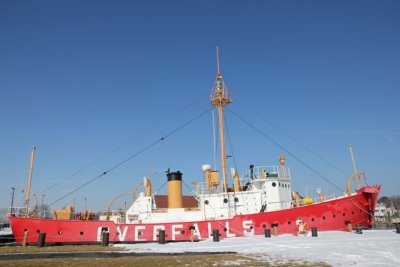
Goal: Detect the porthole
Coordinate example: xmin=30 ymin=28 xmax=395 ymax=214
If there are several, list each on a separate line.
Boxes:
xmin=352 ymin=211 xmax=355 ymax=215
xmin=279 ymin=182 xmax=281 ymax=187
xmin=311 ymin=218 xmax=315 ymax=222
xmin=272 ymin=182 xmax=276 ymax=187
xmin=223 ymin=198 xmax=228 ymax=203
xmin=36 ymin=230 xmax=40 ymax=234
xmin=224 ymin=228 xmax=227 ymax=232
xmin=80 ymin=231 xmax=84 ymax=236
xmin=58 ymin=230 xmax=62 ymax=235
xmin=262 ymin=224 xmax=266 ymax=228
xmin=234 ymin=197 xmax=239 ymax=202
xmin=333 ymin=214 xmax=336 ymax=218
xmin=205 ymin=200 xmax=209 ymax=205
xmin=288 ymin=221 xmax=291 ymax=225
xmin=181 ymin=230 xmax=185 ymax=234
xmin=322 ymin=216 xmax=326 ymax=220
xmin=250 ymin=226 xmax=254 ymax=229
xmin=342 ymin=213 xmax=346 ymax=216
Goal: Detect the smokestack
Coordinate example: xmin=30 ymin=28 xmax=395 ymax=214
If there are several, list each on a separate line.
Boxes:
xmin=167 ymin=171 xmax=183 ymax=209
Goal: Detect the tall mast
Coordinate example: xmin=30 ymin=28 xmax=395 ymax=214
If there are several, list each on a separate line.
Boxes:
xmin=349 ymin=144 xmax=360 ymax=189
xmin=24 ymin=145 xmax=36 ymax=217
xmin=210 ymin=47 xmax=232 ymax=193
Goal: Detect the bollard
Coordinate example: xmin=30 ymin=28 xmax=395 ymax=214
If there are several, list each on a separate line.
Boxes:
xmin=38 ymin=233 xmax=46 ymax=247
xmin=396 ymin=224 xmax=400 ymax=234
xmin=22 ymin=230 xmax=28 ymax=247
xmin=264 ymin=228 xmax=271 ymax=238
xmin=311 ymin=227 xmax=318 ymax=237
xmin=212 ymin=229 xmax=220 ymax=242
xmin=347 ymin=223 xmax=353 ymax=232
xmin=272 ymin=224 xmax=278 ymax=236
xmin=159 ymin=230 xmax=166 ymax=244
xmin=355 ymin=224 xmax=362 ymax=234
xmin=189 ymin=226 xmax=195 ymax=242
xmin=102 ymin=232 xmax=109 ymax=246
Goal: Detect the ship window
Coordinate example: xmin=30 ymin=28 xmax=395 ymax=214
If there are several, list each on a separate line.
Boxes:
xmin=224 ymin=228 xmax=227 ymax=232
xmin=333 ymin=214 xmax=336 ymax=218
xmin=262 ymin=224 xmax=266 ymax=228
xmin=58 ymin=230 xmax=62 ymax=235
xmin=36 ymin=230 xmax=40 ymax=234
xmin=322 ymin=216 xmax=326 ymax=220
xmin=272 ymin=182 xmax=276 ymax=187
xmin=342 ymin=213 xmax=346 ymax=217
xmin=223 ymin=198 xmax=228 ymax=203
xmin=279 ymin=183 xmax=281 ymax=187
xmin=288 ymin=221 xmax=291 ymax=225
xmin=205 ymin=200 xmax=209 ymax=205
xmin=352 ymin=211 xmax=355 ymax=215
xmin=181 ymin=230 xmax=185 ymax=234
xmin=250 ymin=226 xmax=254 ymax=229
xmin=360 ymin=209 xmax=362 ymax=213
xmin=234 ymin=197 xmax=239 ymax=202
xmin=311 ymin=218 xmax=315 ymax=222
xmin=80 ymin=231 xmax=84 ymax=236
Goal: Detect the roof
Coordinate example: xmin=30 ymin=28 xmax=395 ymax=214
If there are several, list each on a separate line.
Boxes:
xmin=153 ymin=195 xmax=198 ymax=208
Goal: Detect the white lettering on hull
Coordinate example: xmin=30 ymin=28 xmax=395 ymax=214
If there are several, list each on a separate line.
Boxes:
xmin=97 ymin=227 xmax=109 ymax=241
xmin=225 ymin=222 xmax=236 ymax=237
xmin=207 ymin=222 xmax=212 ymax=238
xmin=135 ymin=226 xmax=146 ymax=241
xmin=153 ymin=225 xmax=165 ymax=241
xmin=172 ymin=224 xmax=183 ymax=241
xmin=192 ymin=223 xmax=201 ymax=239
xmin=116 ymin=226 xmax=128 ymax=241
xmin=243 ymin=220 xmax=254 ymax=235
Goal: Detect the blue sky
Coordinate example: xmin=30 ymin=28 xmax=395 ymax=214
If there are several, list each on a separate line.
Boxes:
xmin=1 ymin=0 xmax=399 ymax=212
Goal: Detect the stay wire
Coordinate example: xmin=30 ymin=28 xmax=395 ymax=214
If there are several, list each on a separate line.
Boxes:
xmin=233 ymin=97 xmax=350 ymax=177
xmin=226 ymin=108 xmax=344 ymax=193
xmin=224 ymin=115 xmax=239 ymax=175
xmin=41 ymin=95 xmax=207 ymax=195
xmin=48 ymin=107 xmax=212 ymax=207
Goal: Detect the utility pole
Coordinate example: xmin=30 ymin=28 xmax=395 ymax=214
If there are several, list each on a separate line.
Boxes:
xmin=10 ymin=187 xmax=15 ymax=213
xmin=41 ymin=193 xmax=45 ymax=206
xmin=84 ymin=197 xmax=87 ymax=211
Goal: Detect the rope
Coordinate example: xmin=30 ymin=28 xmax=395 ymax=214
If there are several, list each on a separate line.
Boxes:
xmin=227 ymin=108 xmax=344 ymax=193
xmin=233 ymin=97 xmax=351 ymax=177
xmin=48 ymin=108 xmax=212 ymax=207
xmin=224 ymin=115 xmax=239 ymax=175
xmin=41 ymin=95 xmax=207 ymax=195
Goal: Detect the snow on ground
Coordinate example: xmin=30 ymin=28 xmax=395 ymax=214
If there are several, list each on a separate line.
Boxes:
xmin=115 ymin=230 xmax=400 ymax=266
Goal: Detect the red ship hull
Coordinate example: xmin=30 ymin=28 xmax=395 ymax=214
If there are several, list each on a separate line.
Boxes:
xmin=8 ymin=185 xmax=380 ymax=244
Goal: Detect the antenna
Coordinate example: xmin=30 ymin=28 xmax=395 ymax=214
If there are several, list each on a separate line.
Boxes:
xmin=216 ymin=46 xmax=221 ymax=74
